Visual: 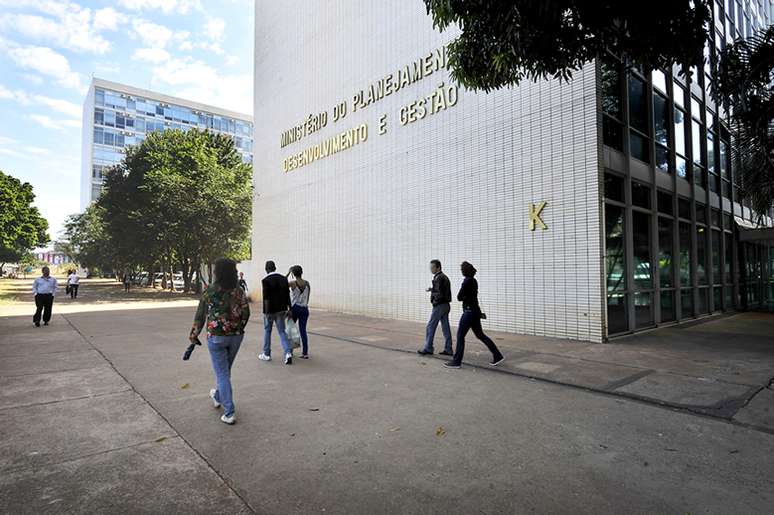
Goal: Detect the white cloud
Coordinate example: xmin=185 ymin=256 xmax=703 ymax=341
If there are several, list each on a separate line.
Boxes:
xmin=0 ymin=147 xmax=24 ymax=158
xmin=0 ymin=85 xmax=81 ymax=120
xmin=6 ymin=45 xmax=84 ymax=92
xmin=0 ymin=135 xmax=17 ymax=146
xmin=32 ymin=95 xmax=81 ymax=118
xmin=0 ymin=1 xmax=121 ymax=54
xmin=225 ymin=55 xmax=239 ymax=66
xmin=28 ymin=114 xmax=80 ymax=131
xmin=151 ymin=56 xmax=251 ymax=114
xmin=118 ymin=0 xmax=202 ymax=14
xmin=23 ymin=146 xmax=50 ymax=156
xmin=131 ymin=20 xmax=191 ymax=51
xmin=132 ymin=47 xmax=171 ymax=63
xmin=93 ymin=7 xmax=121 ymax=31
xmin=204 ymin=18 xmax=225 ymax=42
xmin=131 ymin=20 xmax=174 ymax=48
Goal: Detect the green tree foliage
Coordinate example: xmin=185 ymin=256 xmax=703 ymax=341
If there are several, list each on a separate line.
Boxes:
xmin=423 ymin=0 xmax=711 ymax=91
xmin=61 ymin=204 xmax=115 ymax=272
xmin=713 ymin=25 xmax=774 ymax=218
xmin=93 ymin=129 xmax=252 ymax=291
xmin=0 ymin=170 xmax=49 ymax=274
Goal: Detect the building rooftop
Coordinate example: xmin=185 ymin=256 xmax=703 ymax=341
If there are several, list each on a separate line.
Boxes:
xmin=90 ymin=77 xmax=253 ymax=123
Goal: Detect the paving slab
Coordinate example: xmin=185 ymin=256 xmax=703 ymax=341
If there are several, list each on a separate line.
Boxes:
xmin=0 ymin=365 xmax=130 ymax=410
xmin=484 ymin=352 xmax=648 ymax=390
xmin=0 ymin=390 xmax=174 ymax=471
xmin=0 ymin=348 xmax=106 ymax=377
xmin=734 ymin=388 xmax=774 ymax=431
xmin=615 ymin=373 xmax=755 ymax=415
xmin=0 ymin=437 xmax=250 ymax=515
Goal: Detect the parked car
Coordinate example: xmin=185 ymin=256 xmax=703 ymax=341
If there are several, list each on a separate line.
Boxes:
xmin=172 ymin=272 xmax=184 ymax=291
xmin=136 ymin=271 xmax=149 ymax=286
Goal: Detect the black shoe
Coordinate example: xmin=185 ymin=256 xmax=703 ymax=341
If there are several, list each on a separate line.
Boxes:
xmin=443 ymin=361 xmax=461 ymax=369
xmin=490 ymin=356 xmax=505 ymax=366
xmin=34 ymin=322 xmax=40 ymax=327
xmin=43 ymin=322 xmax=49 ymax=326
xmin=417 ymin=349 xmax=433 ymax=355
xmin=439 ymin=350 xmax=453 ymax=356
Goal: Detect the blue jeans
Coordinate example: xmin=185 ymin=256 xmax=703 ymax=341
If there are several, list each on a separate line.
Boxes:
xmin=207 ymin=334 xmax=243 ymax=417
xmin=263 ymin=312 xmax=292 ymax=356
xmin=451 ymin=310 xmax=503 ymax=365
xmin=423 ymin=303 xmax=452 ymax=353
xmin=291 ymin=305 xmax=310 ymax=355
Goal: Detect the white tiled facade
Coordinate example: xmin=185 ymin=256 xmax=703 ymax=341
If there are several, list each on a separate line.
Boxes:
xmin=252 ymin=1 xmax=605 ymax=342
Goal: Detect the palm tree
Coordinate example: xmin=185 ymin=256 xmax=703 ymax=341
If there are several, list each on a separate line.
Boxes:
xmin=713 ymin=25 xmax=774 ymax=220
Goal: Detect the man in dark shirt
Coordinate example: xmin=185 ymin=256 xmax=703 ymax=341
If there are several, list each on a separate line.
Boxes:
xmin=259 ymin=260 xmax=294 ymax=365
xmin=418 ymin=259 xmax=453 ymax=355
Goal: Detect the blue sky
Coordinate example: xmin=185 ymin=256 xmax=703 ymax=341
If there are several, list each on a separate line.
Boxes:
xmin=0 ymin=0 xmax=254 ymax=239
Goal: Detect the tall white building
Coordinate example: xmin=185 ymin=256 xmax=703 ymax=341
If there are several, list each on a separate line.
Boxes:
xmin=252 ymin=1 xmax=774 ymax=342
xmin=81 ymin=78 xmax=253 ymax=210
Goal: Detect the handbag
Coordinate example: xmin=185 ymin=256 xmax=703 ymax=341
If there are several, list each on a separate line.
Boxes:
xmin=285 ymin=317 xmax=301 ymax=349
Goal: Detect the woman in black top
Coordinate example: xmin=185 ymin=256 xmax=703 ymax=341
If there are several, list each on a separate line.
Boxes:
xmin=444 ymin=261 xmax=504 ymax=369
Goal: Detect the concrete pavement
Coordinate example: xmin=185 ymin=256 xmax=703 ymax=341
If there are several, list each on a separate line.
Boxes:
xmin=1 ymin=302 xmax=773 ymax=513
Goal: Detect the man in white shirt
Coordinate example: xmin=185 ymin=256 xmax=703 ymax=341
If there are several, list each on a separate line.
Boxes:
xmin=32 ymin=266 xmax=58 ymax=327
xmin=67 ymin=269 xmax=80 ymax=299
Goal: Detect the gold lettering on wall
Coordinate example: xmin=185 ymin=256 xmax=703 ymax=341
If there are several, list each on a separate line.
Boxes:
xmin=528 ymin=202 xmax=548 ymax=231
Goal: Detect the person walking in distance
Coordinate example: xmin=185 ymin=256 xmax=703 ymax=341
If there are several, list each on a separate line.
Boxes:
xmin=287 ymin=265 xmax=311 ymax=359
xmin=122 ymin=272 xmax=131 ymax=292
xmin=443 ymin=261 xmax=504 ymax=369
xmin=417 ymin=259 xmax=453 ymax=356
xmin=238 ymin=272 xmax=248 ymax=292
xmin=258 ymin=260 xmax=294 ymax=365
xmin=190 ymin=258 xmax=250 ymax=425
xmin=32 ymin=266 xmax=58 ymax=327
xmin=67 ymin=269 xmax=80 ymax=299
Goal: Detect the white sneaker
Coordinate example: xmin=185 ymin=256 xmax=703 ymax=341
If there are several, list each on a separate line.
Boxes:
xmin=209 ymin=389 xmax=221 ymax=408
xmin=284 ymin=352 xmax=292 ymax=365
xmin=258 ymin=353 xmax=272 ymax=361
xmin=220 ymin=413 xmax=236 ymax=425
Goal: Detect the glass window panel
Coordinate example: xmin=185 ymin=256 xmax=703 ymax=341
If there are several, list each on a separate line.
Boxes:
xmin=711 ymin=209 xmax=721 ymax=227
xmin=696 ymin=204 xmax=707 ymax=225
xmin=628 ymin=75 xmax=648 ymax=132
xmin=698 ymin=288 xmax=709 ymax=314
xmin=658 ymin=218 xmax=674 ymax=288
xmin=632 ymin=181 xmax=651 ymax=209
xmin=676 ymin=156 xmax=688 ymax=179
xmin=678 ymin=198 xmax=692 ymax=219
xmin=719 ymin=139 xmax=728 ymax=177
xmin=94 ymin=109 xmax=103 ymax=125
xmin=605 ymin=204 xmax=626 ymax=292
xmin=697 ymin=226 xmax=708 ymax=285
xmin=707 ymin=131 xmax=715 ymax=173
xmin=658 ymin=191 xmax=673 ymax=215
xmin=712 ymin=230 xmax=721 ymax=283
xmin=607 ymin=293 xmax=629 ymax=334
xmin=604 ymin=173 xmax=624 ymax=202
xmin=674 ymin=108 xmax=686 ymax=155
xmin=692 ymin=120 xmax=704 ymax=164
xmin=655 ymin=145 xmax=669 ymax=173
xmin=630 ymin=131 xmax=650 ymax=163
xmin=674 ymin=83 xmax=685 ymax=107
xmin=93 ymin=128 xmax=103 ymax=145
xmin=724 ymin=232 xmax=733 ymax=283
xmin=680 ymin=222 xmax=693 ymax=286
xmin=652 ymin=69 xmax=667 ymax=93
xmin=714 ymin=286 xmax=723 ymax=311
xmin=603 ymin=117 xmax=624 ymax=151
xmin=634 ymin=292 xmax=654 ymax=328
xmin=681 ymin=289 xmax=694 ymax=318
xmin=691 ymin=97 xmax=702 ymax=120
xmin=653 ymin=93 xmax=669 ymax=147
xmin=95 ymin=89 xmax=104 ymax=106
xmin=660 ymin=290 xmax=676 ymax=322
xmin=633 ymin=211 xmax=652 ymax=289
